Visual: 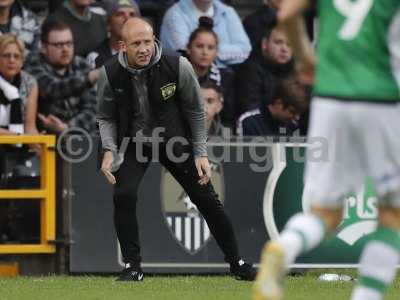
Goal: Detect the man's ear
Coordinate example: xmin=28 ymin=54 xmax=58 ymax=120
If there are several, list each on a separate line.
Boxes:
xmin=216 ymin=99 xmax=223 ymax=114
xmin=261 ymin=37 xmax=269 ymax=53
xmin=275 ymin=98 xmax=284 ymax=106
xmin=119 ymin=40 xmax=126 ymax=51
xmin=271 ymin=98 xmax=284 ymax=111
xmin=106 ymin=22 xmax=111 ymax=34
xmin=40 ymin=43 xmax=46 ymax=55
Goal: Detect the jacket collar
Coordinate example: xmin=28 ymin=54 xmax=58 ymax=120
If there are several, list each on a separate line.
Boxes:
xmin=250 ymin=51 xmax=294 ymax=76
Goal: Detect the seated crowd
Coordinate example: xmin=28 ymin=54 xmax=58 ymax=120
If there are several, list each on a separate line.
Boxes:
xmin=0 ymin=0 xmax=311 ymax=242
xmin=0 ymin=0 xmax=310 ymax=140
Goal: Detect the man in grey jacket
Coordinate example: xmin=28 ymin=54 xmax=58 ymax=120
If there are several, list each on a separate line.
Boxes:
xmin=96 ymin=17 xmax=256 ymax=282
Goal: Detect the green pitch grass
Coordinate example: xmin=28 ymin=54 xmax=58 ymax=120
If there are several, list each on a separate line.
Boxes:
xmin=0 ymin=271 xmax=399 ymax=300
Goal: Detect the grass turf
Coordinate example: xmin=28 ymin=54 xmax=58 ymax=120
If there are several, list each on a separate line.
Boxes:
xmin=0 ymin=271 xmax=399 ymax=300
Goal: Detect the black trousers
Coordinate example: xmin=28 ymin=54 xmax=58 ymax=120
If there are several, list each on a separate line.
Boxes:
xmin=113 ymin=141 xmax=240 ymax=265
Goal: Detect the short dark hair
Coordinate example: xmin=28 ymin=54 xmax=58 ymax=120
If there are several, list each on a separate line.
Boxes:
xmin=200 ymin=80 xmax=222 ymax=95
xmin=41 ymin=18 xmax=71 ymax=43
xmin=263 ymin=27 xmax=274 ymax=40
xmin=262 ymin=14 xmax=278 ymax=40
xmin=271 ymin=77 xmax=308 ymax=113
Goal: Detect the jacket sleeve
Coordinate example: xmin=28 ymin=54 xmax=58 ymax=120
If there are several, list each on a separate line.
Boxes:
xmin=177 ymin=56 xmax=207 ymax=158
xmin=96 ymin=67 xmax=118 ymax=152
xmin=160 ymin=6 xmax=192 ymax=52
xmin=236 ymin=114 xmax=259 ymax=136
xmin=217 ymin=7 xmax=252 ymax=65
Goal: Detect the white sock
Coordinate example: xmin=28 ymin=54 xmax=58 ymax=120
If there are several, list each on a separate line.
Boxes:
xmin=277 ymin=213 xmax=326 ymax=267
xmin=351 ymin=240 xmax=400 ymax=300
xmin=278 ymin=231 xmax=303 ymax=267
xmin=351 ymin=286 xmax=382 ymax=300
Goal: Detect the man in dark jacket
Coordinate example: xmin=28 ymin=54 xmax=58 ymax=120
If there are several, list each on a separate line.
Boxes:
xmin=96 ymin=17 xmax=256 ymax=282
xmin=243 ymin=0 xmax=278 ymax=50
xmin=243 ymin=0 xmax=316 ymax=51
xmin=236 ymin=77 xmax=307 ymax=137
xmin=235 ymin=26 xmax=294 ymax=117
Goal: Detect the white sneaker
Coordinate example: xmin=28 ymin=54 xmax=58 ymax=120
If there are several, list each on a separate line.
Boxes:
xmin=253 ymin=241 xmax=285 ymax=300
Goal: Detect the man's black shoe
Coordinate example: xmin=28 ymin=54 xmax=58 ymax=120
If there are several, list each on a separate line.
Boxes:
xmin=116 ymin=267 xmax=144 ymax=282
xmin=230 ymin=259 xmax=256 ymax=281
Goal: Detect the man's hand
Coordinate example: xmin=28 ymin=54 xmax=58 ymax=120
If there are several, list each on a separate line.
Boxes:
xmin=278 ymin=0 xmax=309 ymax=23
xmin=195 ymin=156 xmax=211 ymax=185
xmin=101 ymin=150 xmax=116 ymax=185
xmin=296 ymin=55 xmax=315 ymax=85
xmin=88 ymin=68 xmax=100 ymax=85
xmin=38 ymin=114 xmax=68 ymax=133
xmin=24 ymin=127 xmax=42 ymax=155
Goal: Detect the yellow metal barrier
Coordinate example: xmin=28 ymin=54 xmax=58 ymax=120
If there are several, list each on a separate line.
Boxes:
xmin=0 ymin=135 xmax=56 ymax=254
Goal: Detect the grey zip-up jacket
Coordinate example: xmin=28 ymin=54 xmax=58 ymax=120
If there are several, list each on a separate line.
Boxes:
xmin=96 ymin=42 xmax=207 ymax=170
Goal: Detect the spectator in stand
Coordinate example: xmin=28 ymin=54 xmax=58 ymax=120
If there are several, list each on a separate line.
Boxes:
xmin=186 ymin=16 xmax=234 ymax=129
xmin=243 ymin=0 xmax=278 ymax=50
xmin=0 ymin=33 xmax=38 ymax=137
xmin=236 ymin=77 xmax=307 ymax=137
xmin=50 ymin=0 xmax=108 ymax=58
xmin=25 ymin=19 xmax=98 ymax=134
xmin=200 ymin=80 xmax=227 ymax=137
xmin=87 ymin=0 xmax=141 ymax=68
xmin=0 ymin=34 xmax=42 ymax=243
xmin=235 ymin=26 xmax=294 ymax=117
xmin=0 ymin=0 xmax=40 ymax=57
xmin=160 ymin=0 xmax=251 ymax=68
xmin=243 ymin=0 xmax=316 ymax=50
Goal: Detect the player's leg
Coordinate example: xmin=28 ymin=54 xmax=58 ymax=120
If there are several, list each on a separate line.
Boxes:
xmin=253 ymin=99 xmax=363 ymax=300
xmin=351 ymin=206 xmax=400 ymax=300
xmin=253 ymin=206 xmax=343 ymax=300
xmin=158 ymin=144 xmax=256 ymax=280
xmin=113 ymin=142 xmax=151 ymax=281
xmin=350 ymin=103 xmax=400 ymax=300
